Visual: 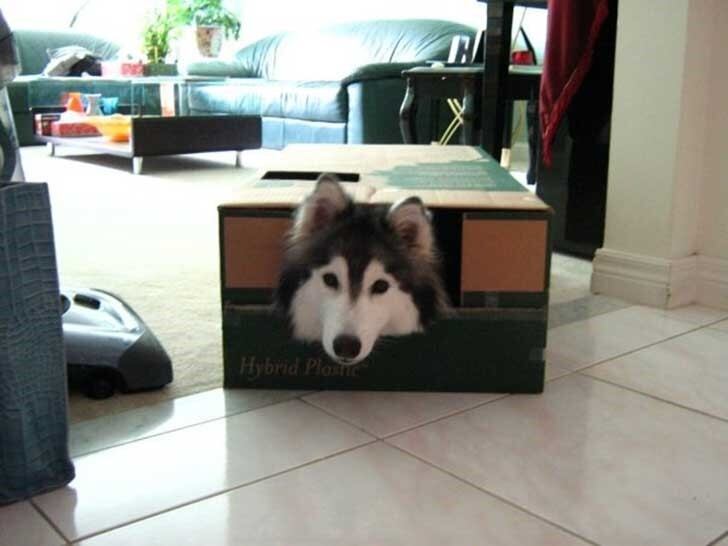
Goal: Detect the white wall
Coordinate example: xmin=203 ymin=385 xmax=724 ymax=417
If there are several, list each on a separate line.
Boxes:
xmin=3 ymin=0 xmax=164 ymax=54
xmin=231 ymin=0 xmax=485 ymax=46
xmin=4 ymin=1 xmax=548 ymax=67
xmin=230 ymin=0 xmax=546 ymax=59
xmin=593 ymin=0 xmax=728 ymax=309
xmin=700 ymin=2 xmax=728 ymax=261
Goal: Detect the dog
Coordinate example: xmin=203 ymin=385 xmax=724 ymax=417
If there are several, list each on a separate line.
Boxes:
xmin=275 ymin=173 xmax=449 ymax=365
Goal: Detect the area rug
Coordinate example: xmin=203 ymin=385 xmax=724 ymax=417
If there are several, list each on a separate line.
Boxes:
xmin=20 ymin=146 xmax=623 ymax=423
xmin=20 ymin=146 xmax=281 ymax=422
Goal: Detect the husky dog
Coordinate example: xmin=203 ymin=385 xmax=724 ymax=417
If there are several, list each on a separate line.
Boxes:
xmin=275 ymin=173 xmax=449 ymax=365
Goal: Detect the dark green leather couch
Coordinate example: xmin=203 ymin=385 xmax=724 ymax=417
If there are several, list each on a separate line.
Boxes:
xmin=8 ymin=29 xmax=127 ymax=145
xmin=182 ymin=19 xmax=477 ymax=148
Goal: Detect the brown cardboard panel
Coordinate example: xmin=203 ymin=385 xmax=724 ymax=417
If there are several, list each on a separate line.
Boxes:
xmin=224 ymin=217 xmax=291 ymax=289
xmin=368 ymin=189 xmax=549 ymax=210
xmin=222 ymin=187 xmax=548 ymax=212
xmin=221 ymin=183 xmax=374 ymax=209
xmin=276 ymin=144 xmax=487 ymax=170
xmin=221 ymin=144 xmax=550 ymax=212
xmin=461 ymin=218 xmax=548 ymax=293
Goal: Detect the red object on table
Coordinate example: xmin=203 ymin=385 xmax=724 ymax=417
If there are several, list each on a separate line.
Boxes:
xmin=539 ymin=0 xmax=610 ymax=166
xmin=100 ymin=60 xmax=144 ymax=77
xmin=511 ymin=50 xmax=535 ymax=65
xmin=50 ymin=120 xmax=101 ymax=137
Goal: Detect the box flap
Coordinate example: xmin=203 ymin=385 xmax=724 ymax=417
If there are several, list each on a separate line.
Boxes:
xmin=223 ymin=145 xmax=550 ymax=212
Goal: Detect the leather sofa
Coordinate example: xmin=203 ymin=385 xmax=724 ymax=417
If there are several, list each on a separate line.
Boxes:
xmin=9 ymin=20 xmax=476 ymax=149
xmin=181 ymin=19 xmax=477 ymax=148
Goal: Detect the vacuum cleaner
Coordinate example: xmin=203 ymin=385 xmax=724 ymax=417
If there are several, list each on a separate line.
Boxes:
xmin=61 ymin=287 xmax=173 ymax=399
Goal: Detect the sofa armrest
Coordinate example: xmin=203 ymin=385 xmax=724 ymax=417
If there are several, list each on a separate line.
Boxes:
xmin=180 ymin=59 xmax=255 ymax=78
xmin=341 ymin=62 xmax=428 ymax=85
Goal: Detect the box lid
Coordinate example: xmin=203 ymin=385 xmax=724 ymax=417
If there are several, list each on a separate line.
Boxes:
xmin=222 ymin=145 xmax=549 ymax=212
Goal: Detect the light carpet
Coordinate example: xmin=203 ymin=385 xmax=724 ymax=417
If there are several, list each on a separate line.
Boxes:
xmin=21 ymin=146 xmax=281 ymax=422
xmin=20 ymin=145 xmax=621 ymax=423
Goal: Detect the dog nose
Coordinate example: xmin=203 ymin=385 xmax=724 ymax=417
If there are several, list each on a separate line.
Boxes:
xmin=333 ymin=335 xmax=361 ymax=360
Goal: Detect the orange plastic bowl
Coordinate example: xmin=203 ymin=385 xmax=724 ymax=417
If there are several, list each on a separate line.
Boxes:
xmin=87 ymin=115 xmax=131 ymax=142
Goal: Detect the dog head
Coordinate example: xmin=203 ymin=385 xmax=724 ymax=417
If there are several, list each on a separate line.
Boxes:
xmin=275 ymin=173 xmax=448 ymax=365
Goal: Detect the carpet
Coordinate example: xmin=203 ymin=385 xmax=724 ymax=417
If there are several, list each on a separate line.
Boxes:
xmin=20 ymin=146 xmax=283 ymax=422
xmin=20 ymin=145 xmax=620 ymax=424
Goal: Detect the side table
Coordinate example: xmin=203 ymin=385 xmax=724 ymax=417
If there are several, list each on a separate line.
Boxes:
xmin=399 ymin=66 xmax=483 ymax=145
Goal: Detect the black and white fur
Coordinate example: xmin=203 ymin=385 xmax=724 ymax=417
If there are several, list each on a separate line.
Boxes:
xmin=275 ymin=173 xmax=449 ymax=365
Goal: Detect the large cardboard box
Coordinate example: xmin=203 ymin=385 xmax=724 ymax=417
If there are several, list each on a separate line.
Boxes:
xmin=220 ymin=145 xmax=551 ymax=392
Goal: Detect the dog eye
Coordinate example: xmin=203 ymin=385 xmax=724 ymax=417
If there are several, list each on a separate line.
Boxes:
xmin=322 ymin=273 xmax=339 ymax=289
xmin=371 ymin=279 xmax=389 ymax=295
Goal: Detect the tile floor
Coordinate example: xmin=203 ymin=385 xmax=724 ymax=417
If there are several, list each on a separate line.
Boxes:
xmin=2 ymin=305 xmax=728 ymax=545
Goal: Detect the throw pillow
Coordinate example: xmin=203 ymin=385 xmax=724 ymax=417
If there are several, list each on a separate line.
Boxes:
xmin=42 ymin=46 xmax=101 ymax=76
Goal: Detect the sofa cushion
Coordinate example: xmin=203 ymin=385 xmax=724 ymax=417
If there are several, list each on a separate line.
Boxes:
xmin=235 ymin=19 xmax=477 ymax=81
xmin=13 ymin=30 xmax=119 ymax=75
xmin=187 ymin=80 xmax=348 ymax=123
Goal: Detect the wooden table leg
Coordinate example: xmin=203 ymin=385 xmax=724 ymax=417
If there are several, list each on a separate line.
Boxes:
xmin=399 ymin=78 xmax=418 ymax=144
xmin=481 ymin=0 xmax=515 ymax=160
xmin=461 ymin=79 xmax=478 ymax=145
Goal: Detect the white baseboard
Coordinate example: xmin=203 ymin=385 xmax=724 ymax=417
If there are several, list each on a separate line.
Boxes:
xmin=697 ymin=255 xmax=728 ymax=309
xmin=590 ymin=249 xmax=696 ymax=308
xmin=509 ymin=141 xmax=530 ymax=167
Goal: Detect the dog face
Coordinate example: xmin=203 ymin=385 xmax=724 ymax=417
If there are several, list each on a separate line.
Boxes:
xmin=275 ymin=174 xmax=448 ymax=365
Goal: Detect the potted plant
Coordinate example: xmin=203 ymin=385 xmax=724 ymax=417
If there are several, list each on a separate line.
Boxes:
xmin=169 ymin=0 xmax=241 ymax=58
xmin=141 ymin=10 xmax=179 ymax=75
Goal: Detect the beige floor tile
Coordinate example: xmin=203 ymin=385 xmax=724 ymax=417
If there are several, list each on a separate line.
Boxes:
xmin=70 ymin=387 xmax=308 ymax=456
xmin=76 ymin=443 xmax=590 ymax=546
xmin=0 ymin=501 xmax=65 ymax=546
xmin=303 ymin=363 xmax=570 ymax=438
xmin=711 ymin=319 xmax=728 ymax=332
xmin=34 ymin=400 xmax=372 ymax=541
xmin=547 ymin=306 xmax=698 ymax=371
xmin=389 ymin=374 xmax=728 ymax=546
xmin=303 ymin=390 xmax=504 ymax=438
xmin=654 ymin=304 xmax=728 ymax=326
xmin=585 ymin=328 xmax=728 ymax=420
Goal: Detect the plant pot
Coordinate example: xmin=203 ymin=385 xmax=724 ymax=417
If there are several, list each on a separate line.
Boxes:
xmin=195 ymin=25 xmax=223 ymax=57
xmin=143 ymin=63 xmax=178 ymax=76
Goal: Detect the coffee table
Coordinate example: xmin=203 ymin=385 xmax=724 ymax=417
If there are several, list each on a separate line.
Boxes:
xmin=30 ymin=78 xmax=261 ymax=174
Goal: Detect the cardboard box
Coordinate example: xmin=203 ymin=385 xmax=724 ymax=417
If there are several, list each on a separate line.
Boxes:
xmin=219 ymin=145 xmax=551 ymax=392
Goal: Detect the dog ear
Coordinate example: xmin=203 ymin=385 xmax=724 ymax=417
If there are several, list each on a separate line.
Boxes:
xmin=292 ymin=173 xmax=351 ymax=238
xmin=387 ymin=197 xmax=434 ymax=258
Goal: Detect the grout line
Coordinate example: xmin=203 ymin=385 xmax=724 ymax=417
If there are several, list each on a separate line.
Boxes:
xmin=303 ymin=370 xmax=576 ymax=442
xmin=66 ymin=439 xmax=378 ymax=544
xmin=561 ymin=321 xmax=728 ymax=425
xmin=298 ymin=397 xmax=380 ymax=438
xmin=578 ymin=373 xmax=728 ymax=425
xmin=29 ymin=499 xmax=72 ymax=545
xmin=380 ymin=393 xmax=512 ymax=440
xmin=383 ymin=442 xmax=600 ymax=546
xmin=70 ymin=394 xmax=306 ymax=458
xmin=555 ymin=318 xmax=713 ymax=377
xmin=707 ymin=529 xmax=728 ymax=546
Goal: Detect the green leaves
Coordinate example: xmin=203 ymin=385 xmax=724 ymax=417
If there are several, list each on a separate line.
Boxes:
xmin=142 ymin=9 xmax=177 ymax=63
xmin=141 ymin=0 xmax=241 ymax=62
xmin=167 ymin=0 xmax=241 ymax=41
